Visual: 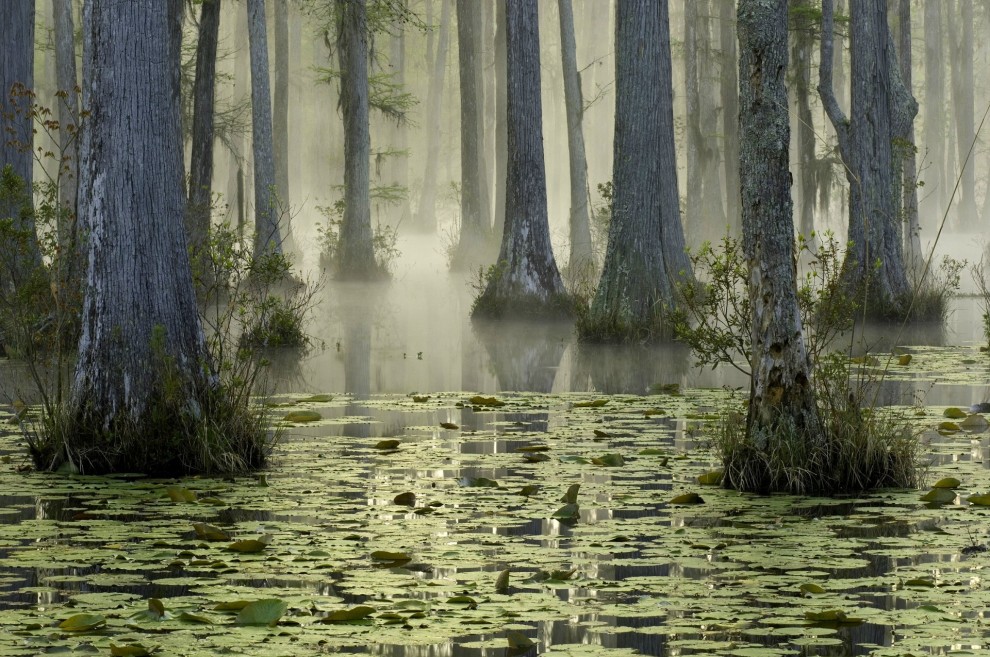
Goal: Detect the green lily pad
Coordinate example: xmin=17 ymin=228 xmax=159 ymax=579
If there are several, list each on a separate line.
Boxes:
xmin=440 ymin=421 xmax=459 ymax=430
xmin=506 ymin=630 xmax=535 ymax=650
xmin=321 ymin=605 xmax=376 ymax=623
xmin=670 ymin=492 xmax=704 ymax=505
xmin=468 ymin=395 xmax=505 ymax=407
xmin=800 ymin=583 xmax=826 ymax=595
xmin=943 ymin=407 xmax=968 ymax=419
xmin=192 ymin=522 xmax=230 ymax=541
xmin=58 ymin=613 xmax=107 ymax=632
xmin=375 ymin=439 xmax=401 ymax=450
xmin=165 ymin=487 xmax=196 ymax=503
xmin=394 ymin=492 xmax=416 ymax=506
xmin=178 ymin=612 xmax=214 ymax=624
xmin=591 ymin=453 xmax=624 ymax=467
xmin=967 ymin=493 xmax=990 ymax=506
xmin=227 ymin=534 xmax=272 ymax=553
xmin=573 ymin=399 xmax=608 ymax=408
xmin=920 ymin=488 xmax=956 ymax=504
xmin=110 ymin=644 xmax=154 ymax=657
xmin=932 ymin=477 xmax=961 ymax=489
xmin=560 ymin=483 xmax=580 ymax=504
xmin=283 ymin=410 xmax=322 ymax=423
xmin=299 ymin=394 xmax=333 ymax=403
xmin=552 ymin=503 xmax=580 ymax=520
xmin=495 ymin=568 xmax=510 ymax=594
xmin=235 ymin=599 xmax=288 ymax=626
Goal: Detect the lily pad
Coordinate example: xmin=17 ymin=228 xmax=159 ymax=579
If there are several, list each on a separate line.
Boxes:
xmin=495 ymin=568 xmax=510 ymax=594
xmin=165 ymin=486 xmax=196 ymax=503
xmin=967 ymin=493 xmax=990 ymax=506
xmin=573 ymin=399 xmax=608 ymax=408
xmin=552 ymin=503 xmax=580 ymax=520
xmin=321 ymin=605 xmax=376 ymax=623
xmin=468 ymin=395 xmax=505 ymax=407
xmin=932 ymin=477 xmax=961 ymax=489
xmin=943 ymin=407 xmax=968 ymax=419
xmin=58 ymin=613 xmax=107 ymax=632
xmin=393 ymin=492 xmax=416 ymax=506
xmin=375 ymin=439 xmax=401 ymax=450
xmin=227 ymin=534 xmax=272 ymax=553
xmin=506 ymin=630 xmax=536 ymax=650
xmin=192 ymin=522 xmax=230 ymax=541
xmin=920 ymin=488 xmax=956 ymax=504
xmin=235 ymin=599 xmax=288 ymax=626
xmin=560 ymin=483 xmax=580 ymax=504
xmin=670 ymin=492 xmax=704 ymax=505
xmin=110 ymin=644 xmax=154 ymax=657
xmin=591 ymin=453 xmax=624 ymax=467
xmin=283 ymin=410 xmax=322 ymax=423
xmin=439 ymin=421 xmax=459 ymax=430
xmin=897 ymin=354 xmax=912 ymax=366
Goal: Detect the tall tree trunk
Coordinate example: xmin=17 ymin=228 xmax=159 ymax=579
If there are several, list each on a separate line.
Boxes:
xmin=951 ymin=0 xmax=976 ymax=227
xmin=737 ymin=0 xmax=821 ymax=486
xmin=247 ymin=0 xmax=283 ymax=256
xmin=336 ymin=0 xmax=379 ymax=279
xmin=1 ymin=0 xmax=44 ymax=277
xmin=273 ymin=0 xmax=294 ymax=252
xmin=188 ymin=0 xmax=221 ymax=277
xmin=388 ymin=6 xmax=410 ymax=226
xmin=921 ymin=0 xmax=945 ymax=223
xmin=819 ymin=0 xmax=914 ymax=316
xmin=897 ymin=0 xmax=921 ymax=268
xmin=718 ymin=0 xmax=740 ymax=234
xmin=493 ymin=0 xmax=507 ymax=247
xmin=414 ymin=0 xmax=451 ymax=233
xmin=790 ymin=0 xmax=817 ymax=242
xmin=52 ymin=0 xmax=79 ymax=228
xmin=52 ymin=0 xmax=81 ymax=301
xmin=557 ymin=0 xmax=592 ymax=272
xmin=833 ymin=0 xmax=848 ymax=109
xmin=70 ymin=0 xmax=214 ymax=474
xmin=452 ymin=0 xmax=492 ymax=269
xmin=581 ymin=0 xmax=690 ymax=342
xmin=472 ymin=0 xmax=569 ymax=320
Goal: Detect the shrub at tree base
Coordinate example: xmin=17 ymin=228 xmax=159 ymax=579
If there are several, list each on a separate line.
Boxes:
xmin=29 ymin=358 xmax=277 ymax=476
xmin=716 ymin=358 xmax=923 ymax=495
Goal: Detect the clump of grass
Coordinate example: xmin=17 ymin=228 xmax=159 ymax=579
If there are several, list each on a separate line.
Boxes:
xmin=901 ymin=256 xmax=964 ymax=323
xmin=716 ymin=355 xmax=923 ymax=495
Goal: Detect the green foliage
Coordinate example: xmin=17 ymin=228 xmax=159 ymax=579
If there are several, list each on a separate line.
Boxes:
xmin=674 ymin=231 xmax=854 ymax=374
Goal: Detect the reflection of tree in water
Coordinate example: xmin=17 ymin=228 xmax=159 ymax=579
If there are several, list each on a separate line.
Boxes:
xmin=473 ymin=320 xmax=571 ymax=393
xmin=846 ymin=320 xmax=946 ymax=357
xmin=336 ymin=283 xmax=386 ymax=399
xmin=573 ymin=342 xmax=691 ymax=395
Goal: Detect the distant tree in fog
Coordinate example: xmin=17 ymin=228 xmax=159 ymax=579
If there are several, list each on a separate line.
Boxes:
xmin=413 ymin=0 xmax=451 ymax=233
xmin=450 ymin=0 xmax=493 ymax=270
xmin=335 ymin=0 xmax=384 ymax=279
xmin=247 ymin=0 xmax=284 ymax=257
xmin=471 ymin=0 xmax=571 ymax=320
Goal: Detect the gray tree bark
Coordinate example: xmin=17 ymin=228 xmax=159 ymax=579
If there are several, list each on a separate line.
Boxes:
xmin=718 ymin=0 xmax=740 ymax=234
xmin=247 ymin=0 xmax=283 ymax=257
xmin=414 ymin=0 xmax=451 ymax=233
xmin=388 ymin=6 xmax=411 ymax=225
xmin=273 ymin=0 xmax=293 ymax=251
xmin=51 ymin=0 xmax=81 ymax=298
xmin=336 ymin=0 xmax=379 ymax=279
xmin=472 ymin=0 xmax=569 ymax=319
xmin=922 ymin=0 xmax=945 ymax=222
xmin=790 ymin=0 xmax=817 ymax=242
xmin=581 ymin=0 xmax=690 ymax=341
xmin=557 ymin=0 xmax=592 ymax=272
xmin=819 ymin=0 xmax=914 ymax=316
xmin=951 ymin=0 xmax=976 ymax=226
xmin=897 ymin=0 xmax=921 ymax=267
xmin=188 ymin=0 xmax=221 ymax=273
xmin=684 ymin=0 xmax=726 ymax=244
xmin=452 ymin=0 xmax=493 ymax=268
xmin=70 ymin=0 xmax=214 ymax=472
xmin=493 ymin=0 xmax=507 ymax=247
xmin=737 ymin=0 xmax=821 ymax=465
xmin=1 ymin=0 xmax=44 ymax=276
xmin=52 ymin=0 xmax=79 ymax=225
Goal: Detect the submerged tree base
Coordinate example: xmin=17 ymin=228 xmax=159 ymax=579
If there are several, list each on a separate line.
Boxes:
xmin=28 ymin=385 xmax=277 ymax=476
xmin=471 ymin=289 xmax=577 ymax=321
xmin=577 ymin=304 xmax=675 ymax=344
xmin=716 ymin=366 xmax=922 ymax=495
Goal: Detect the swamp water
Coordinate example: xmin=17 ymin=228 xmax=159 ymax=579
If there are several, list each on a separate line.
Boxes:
xmin=1 ymin=262 xmax=990 ymax=655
